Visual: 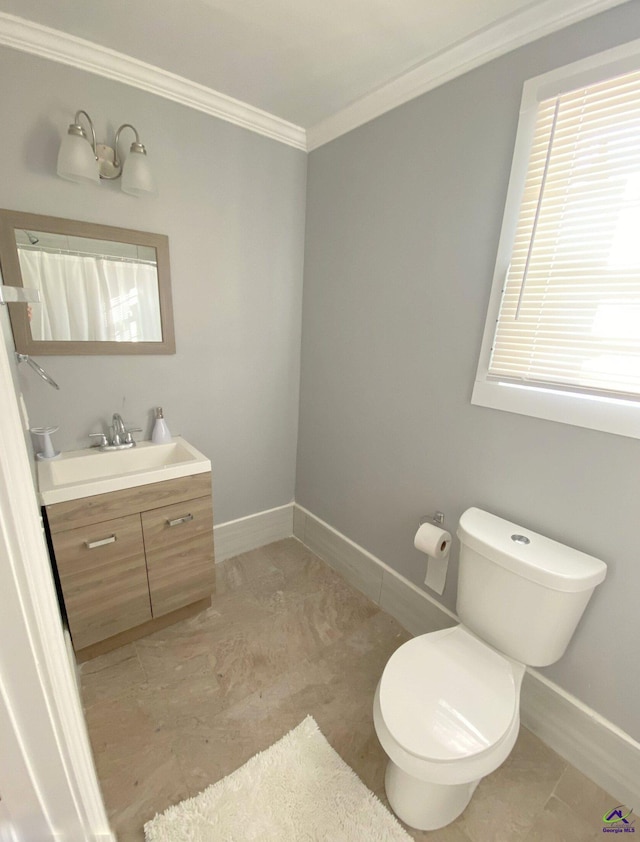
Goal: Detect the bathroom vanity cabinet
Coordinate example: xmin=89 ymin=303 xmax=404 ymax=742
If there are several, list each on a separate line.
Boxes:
xmin=44 ymin=472 xmax=215 ymax=660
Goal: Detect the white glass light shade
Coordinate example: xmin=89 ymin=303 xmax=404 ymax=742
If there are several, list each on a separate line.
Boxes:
xmin=121 ymin=149 xmax=155 ymax=196
xmin=56 ymin=133 xmax=99 ymax=184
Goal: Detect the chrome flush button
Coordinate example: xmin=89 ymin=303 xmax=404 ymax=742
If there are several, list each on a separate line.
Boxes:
xmin=511 ymin=534 xmax=530 ymax=545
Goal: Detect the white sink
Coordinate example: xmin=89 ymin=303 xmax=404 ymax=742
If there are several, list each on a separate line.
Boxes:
xmin=37 ymin=437 xmax=211 ymax=505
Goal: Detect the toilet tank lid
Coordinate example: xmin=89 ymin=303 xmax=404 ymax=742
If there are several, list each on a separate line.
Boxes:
xmin=457 ymin=508 xmax=607 ymax=593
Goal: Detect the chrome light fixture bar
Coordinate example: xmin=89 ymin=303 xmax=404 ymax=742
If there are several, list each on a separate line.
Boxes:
xmin=57 ymin=110 xmax=154 ymax=196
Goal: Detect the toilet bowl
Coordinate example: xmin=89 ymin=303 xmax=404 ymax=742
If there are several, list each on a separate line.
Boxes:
xmin=374 ymin=625 xmax=524 ymax=830
xmin=374 ymin=507 xmax=607 ymax=831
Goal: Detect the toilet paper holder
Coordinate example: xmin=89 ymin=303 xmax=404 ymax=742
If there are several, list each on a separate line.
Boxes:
xmin=419 ymin=511 xmax=445 ymax=528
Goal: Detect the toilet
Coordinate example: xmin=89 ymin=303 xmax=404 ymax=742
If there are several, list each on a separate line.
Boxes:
xmin=374 ymin=507 xmax=607 ymax=831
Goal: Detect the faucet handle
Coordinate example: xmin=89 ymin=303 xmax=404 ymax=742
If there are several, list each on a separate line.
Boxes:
xmin=124 ymin=427 xmax=142 ymax=445
xmin=89 ymin=433 xmax=108 ymax=448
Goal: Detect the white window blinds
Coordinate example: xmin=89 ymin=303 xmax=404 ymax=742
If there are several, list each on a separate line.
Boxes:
xmin=488 ymin=68 xmax=640 ymax=400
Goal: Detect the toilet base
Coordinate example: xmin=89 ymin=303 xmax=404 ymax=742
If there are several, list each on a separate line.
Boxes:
xmin=385 ymin=760 xmax=479 ymax=831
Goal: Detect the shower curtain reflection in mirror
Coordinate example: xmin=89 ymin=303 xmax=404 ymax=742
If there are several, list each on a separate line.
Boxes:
xmin=1 ymin=210 xmax=175 ymax=355
xmin=17 ymin=248 xmax=162 ymax=343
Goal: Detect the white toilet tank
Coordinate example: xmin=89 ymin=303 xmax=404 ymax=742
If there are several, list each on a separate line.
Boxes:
xmin=456 ymin=508 xmax=607 ymax=667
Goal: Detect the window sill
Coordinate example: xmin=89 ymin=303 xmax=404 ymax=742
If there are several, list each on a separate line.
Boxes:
xmin=471 ymin=379 xmax=640 ymax=440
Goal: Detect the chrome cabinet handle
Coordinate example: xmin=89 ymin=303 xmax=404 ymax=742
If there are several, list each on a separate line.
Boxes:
xmin=167 ymin=514 xmax=193 ymax=527
xmin=85 ymin=534 xmax=117 ymax=549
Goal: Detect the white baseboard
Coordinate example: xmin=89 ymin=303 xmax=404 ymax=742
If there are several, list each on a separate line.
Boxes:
xmin=521 ymin=670 xmax=640 ymax=808
xmin=214 ymin=503 xmax=294 ymax=562
xmin=294 ymin=503 xmax=457 ymax=634
xmin=293 ymin=503 xmax=640 ymax=807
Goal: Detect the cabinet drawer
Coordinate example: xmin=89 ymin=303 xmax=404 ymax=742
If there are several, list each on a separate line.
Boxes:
xmin=46 ymin=472 xmax=213 ymax=533
xmin=52 ymin=513 xmax=152 ymax=650
xmin=142 ymin=495 xmax=215 ymax=618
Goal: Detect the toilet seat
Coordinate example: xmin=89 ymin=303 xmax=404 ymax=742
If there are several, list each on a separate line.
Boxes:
xmin=378 ymin=626 xmax=520 ymax=764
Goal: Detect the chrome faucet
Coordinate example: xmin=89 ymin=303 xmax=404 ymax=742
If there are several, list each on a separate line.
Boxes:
xmin=89 ymin=413 xmax=142 ymax=451
xmin=112 ymin=413 xmax=127 ymax=443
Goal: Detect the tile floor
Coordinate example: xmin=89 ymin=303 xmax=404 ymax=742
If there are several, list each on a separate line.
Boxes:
xmin=80 ymin=538 xmax=633 ymax=841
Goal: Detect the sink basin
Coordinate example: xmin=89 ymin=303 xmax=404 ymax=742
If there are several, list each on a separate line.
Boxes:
xmin=37 ymin=437 xmax=211 ymax=505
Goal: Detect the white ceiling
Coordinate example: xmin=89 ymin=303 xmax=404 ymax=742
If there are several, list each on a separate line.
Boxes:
xmin=0 ymin=0 xmax=630 ymax=145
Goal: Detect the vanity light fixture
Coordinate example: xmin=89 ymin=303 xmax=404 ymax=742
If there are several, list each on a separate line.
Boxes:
xmin=56 ymin=109 xmax=154 ymax=196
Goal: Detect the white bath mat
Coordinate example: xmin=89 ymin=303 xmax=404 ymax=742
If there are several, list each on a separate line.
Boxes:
xmin=144 ymin=715 xmax=411 ymax=841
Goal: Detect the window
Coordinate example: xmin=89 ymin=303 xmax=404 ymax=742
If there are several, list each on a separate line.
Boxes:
xmin=473 ymin=39 xmax=640 ymax=439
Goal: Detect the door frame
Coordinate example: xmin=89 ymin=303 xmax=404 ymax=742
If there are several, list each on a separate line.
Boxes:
xmin=0 ymin=319 xmax=114 ymax=842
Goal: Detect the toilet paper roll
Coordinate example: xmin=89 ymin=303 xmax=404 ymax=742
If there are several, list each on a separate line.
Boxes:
xmin=414 ymin=522 xmax=452 ymax=595
xmin=414 ymin=522 xmax=451 ymax=558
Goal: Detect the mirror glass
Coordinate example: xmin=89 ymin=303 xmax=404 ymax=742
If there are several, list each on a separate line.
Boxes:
xmin=0 ymin=210 xmax=175 ymax=355
xmin=15 ymin=229 xmax=162 ymax=343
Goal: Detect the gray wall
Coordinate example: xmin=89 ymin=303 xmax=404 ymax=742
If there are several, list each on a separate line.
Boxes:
xmin=297 ymin=1 xmax=640 ymax=740
xmin=0 ymin=46 xmax=307 ymax=524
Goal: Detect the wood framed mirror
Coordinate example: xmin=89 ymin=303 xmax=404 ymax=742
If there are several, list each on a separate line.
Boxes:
xmin=0 ymin=209 xmax=175 ymax=355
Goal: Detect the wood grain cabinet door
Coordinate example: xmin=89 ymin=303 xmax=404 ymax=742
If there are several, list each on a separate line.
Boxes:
xmin=52 ymin=513 xmax=152 ymax=650
xmin=142 ymin=495 xmax=215 ymax=618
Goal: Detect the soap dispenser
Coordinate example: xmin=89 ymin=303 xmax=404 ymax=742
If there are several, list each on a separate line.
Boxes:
xmin=151 ymin=407 xmax=172 ymax=444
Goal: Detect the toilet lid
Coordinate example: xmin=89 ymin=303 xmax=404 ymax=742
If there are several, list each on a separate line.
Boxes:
xmin=379 ymin=627 xmax=519 ymax=762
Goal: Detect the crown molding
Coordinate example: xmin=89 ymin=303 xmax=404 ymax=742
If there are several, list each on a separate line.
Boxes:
xmin=0 ymin=11 xmax=307 ymax=151
xmin=306 ymin=0 xmax=630 ymax=150
xmin=0 ymin=1 xmax=630 ymax=155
